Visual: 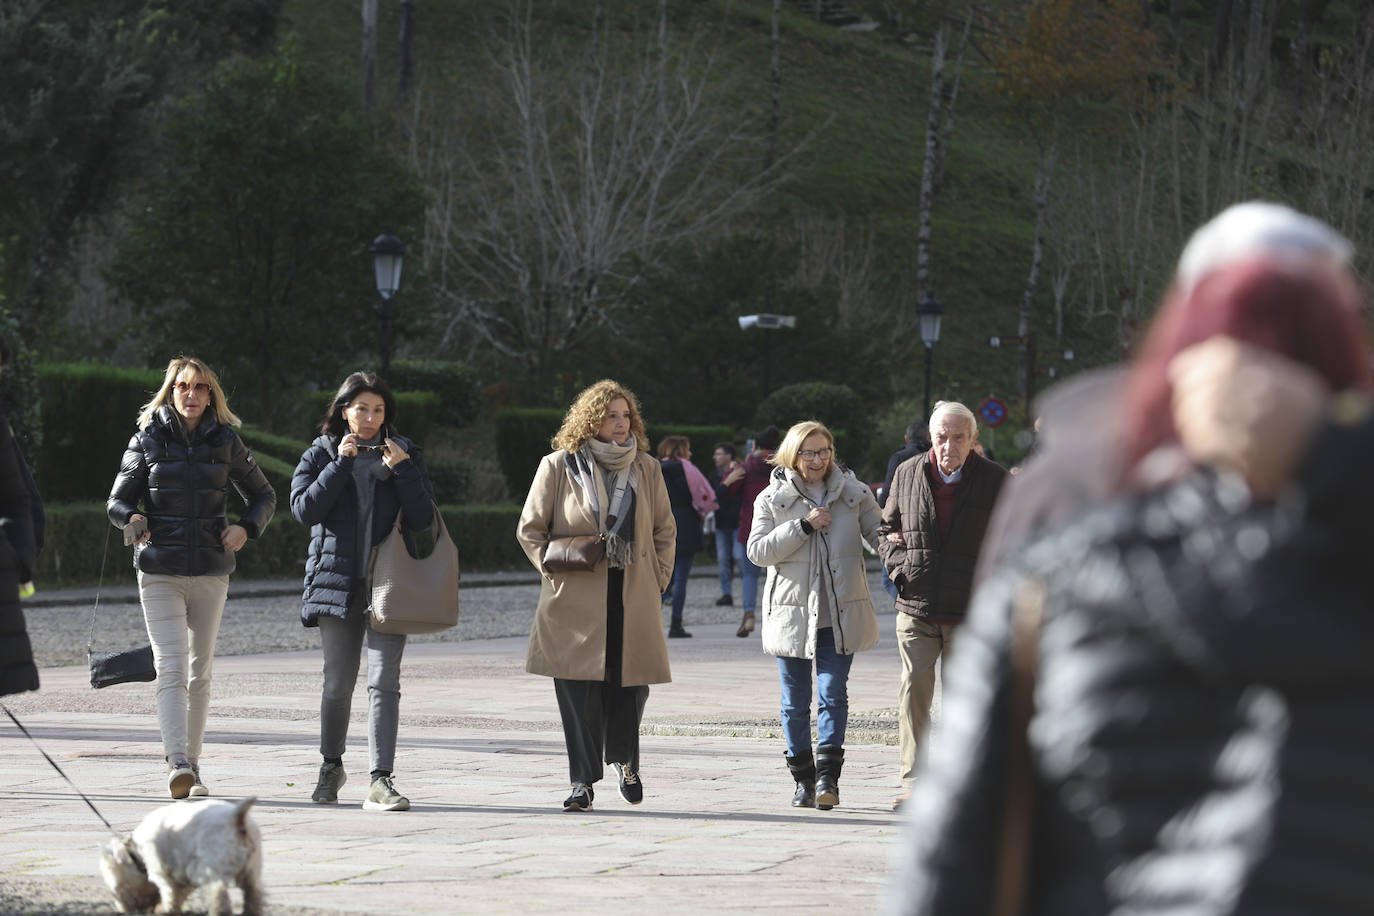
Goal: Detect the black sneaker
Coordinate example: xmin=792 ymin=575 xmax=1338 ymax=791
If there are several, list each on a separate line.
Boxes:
xmin=612 ymin=763 xmax=643 ymax=805
xmin=668 ymin=624 xmax=693 ymax=638
xmin=715 ymin=594 xmax=733 ymax=606
xmin=563 ymin=783 xmax=594 ymax=812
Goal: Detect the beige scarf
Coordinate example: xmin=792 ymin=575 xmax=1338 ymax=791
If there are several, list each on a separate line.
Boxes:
xmin=576 ymin=435 xmax=639 ymax=567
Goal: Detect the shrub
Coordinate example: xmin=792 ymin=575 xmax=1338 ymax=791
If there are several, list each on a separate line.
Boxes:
xmin=238 ymin=424 xmax=310 ymax=467
xmin=427 ymin=458 xmax=472 ymax=505
xmin=754 ymin=382 xmax=867 ymax=475
xmin=388 ymin=359 xmax=482 ymax=428
xmin=494 ymin=408 xmax=563 ymax=501
xmin=35 ymin=364 xmax=162 ymax=502
xmin=442 ymin=504 xmax=527 ymax=570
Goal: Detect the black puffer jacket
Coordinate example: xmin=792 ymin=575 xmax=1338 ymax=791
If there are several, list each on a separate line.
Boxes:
xmin=891 ymin=449 xmax=1374 ymax=915
xmin=0 ymin=418 xmax=38 ymax=697
xmin=289 ymin=433 xmax=433 ymax=627
xmin=107 ymin=407 xmax=276 ymax=577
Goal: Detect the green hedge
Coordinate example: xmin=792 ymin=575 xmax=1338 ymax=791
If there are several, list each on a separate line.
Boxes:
xmin=388 ymin=359 xmax=482 ymax=428
xmin=36 ymin=364 xmax=162 ymax=503
xmin=34 ymin=502 xmax=528 ymax=587
xmin=495 ymin=408 xmax=740 ymax=501
xmin=238 ymin=424 xmax=309 ymax=466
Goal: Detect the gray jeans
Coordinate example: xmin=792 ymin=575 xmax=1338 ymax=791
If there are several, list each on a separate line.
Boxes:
xmin=318 ymin=587 xmax=407 ymax=774
xmin=138 ymin=572 xmax=231 ymax=762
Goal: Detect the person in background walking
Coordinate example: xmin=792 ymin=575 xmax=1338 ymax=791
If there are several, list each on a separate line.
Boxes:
xmin=878 ymin=401 xmax=1007 ymax=810
xmin=107 ymin=357 xmax=276 ymax=799
xmin=517 ymin=380 xmax=675 ymax=812
xmin=729 ymin=425 xmax=780 ymax=638
xmin=291 ymin=372 xmax=435 ymax=812
xmin=657 ymin=435 xmax=716 ymax=638
xmin=747 ymin=421 xmax=883 ymax=811
xmin=709 ymin=442 xmax=744 ymax=610
xmin=876 ymin=420 xmax=930 ymax=600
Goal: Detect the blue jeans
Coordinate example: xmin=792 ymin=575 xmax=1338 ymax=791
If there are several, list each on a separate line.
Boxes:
xmin=740 ymin=550 xmax=762 ymax=613
xmin=665 ymin=551 xmax=694 ymax=624
xmin=776 ymin=627 xmax=853 ymax=756
xmin=714 ymin=528 xmax=742 ymax=597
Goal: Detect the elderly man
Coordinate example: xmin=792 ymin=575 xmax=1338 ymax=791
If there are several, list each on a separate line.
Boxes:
xmin=878 ymin=400 xmax=1007 ymax=807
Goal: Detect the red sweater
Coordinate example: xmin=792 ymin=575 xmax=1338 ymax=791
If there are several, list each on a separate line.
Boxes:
xmin=927 ymin=455 xmax=960 ymax=540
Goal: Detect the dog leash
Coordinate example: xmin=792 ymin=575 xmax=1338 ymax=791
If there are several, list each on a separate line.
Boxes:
xmin=85 ymin=521 xmax=111 ymax=656
xmin=1 ymin=703 xmax=120 ymax=837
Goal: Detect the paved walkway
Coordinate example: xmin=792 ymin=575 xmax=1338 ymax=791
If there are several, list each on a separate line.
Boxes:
xmin=1 ymin=581 xmax=920 ymax=914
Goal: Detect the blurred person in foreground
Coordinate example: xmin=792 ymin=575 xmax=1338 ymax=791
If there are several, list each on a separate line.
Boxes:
xmin=878 ymin=401 xmax=1008 ymax=809
xmin=709 ymin=442 xmax=745 ymax=610
xmin=747 ymin=421 xmax=883 ymax=810
xmin=0 ymin=337 xmax=38 ymax=698
xmin=517 ymin=380 xmax=675 ymax=812
xmin=888 ymin=234 xmax=1374 ymax=913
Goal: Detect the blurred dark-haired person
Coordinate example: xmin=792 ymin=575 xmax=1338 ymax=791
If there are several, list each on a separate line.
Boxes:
xmin=709 ymin=442 xmax=745 ymax=610
xmin=108 ymin=357 xmax=276 ymax=798
xmin=889 ymin=213 xmax=1374 ymax=916
xmin=657 ymin=435 xmax=715 ymax=638
xmin=291 ymin=372 xmax=435 ymax=812
xmin=747 ymin=421 xmax=883 ymax=811
xmin=727 ymin=425 xmax=781 ymax=638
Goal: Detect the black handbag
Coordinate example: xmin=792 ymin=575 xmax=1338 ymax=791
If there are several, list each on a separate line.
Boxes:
xmin=87 ymin=524 xmax=157 ymax=689
xmin=88 ymin=645 xmax=156 ymax=689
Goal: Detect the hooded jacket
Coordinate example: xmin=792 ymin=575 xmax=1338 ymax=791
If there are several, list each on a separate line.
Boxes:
xmin=746 ymin=464 xmax=883 ymax=658
xmin=107 ymin=406 xmax=276 ymax=577
xmin=290 ymin=432 xmax=433 ymax=627
xmin=892 ymin=455 xmax=1374 ymax=916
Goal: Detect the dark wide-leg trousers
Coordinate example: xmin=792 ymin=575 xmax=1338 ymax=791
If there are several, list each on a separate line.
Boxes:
xmin=553 ymin=568 xmax=650 ymax=785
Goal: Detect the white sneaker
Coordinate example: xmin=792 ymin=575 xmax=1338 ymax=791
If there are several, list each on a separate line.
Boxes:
xmin=167 ymin=756 xmax=195 ymax=800
xmin=189 ymin=763 xmax=209 ymax=797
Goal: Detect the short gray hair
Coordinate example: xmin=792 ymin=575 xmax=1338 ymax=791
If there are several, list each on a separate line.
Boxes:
xmin=1175 ymin=201 xmax=1353 ymax=293
xmin=929 ymin=400 xmax=976 ymax=435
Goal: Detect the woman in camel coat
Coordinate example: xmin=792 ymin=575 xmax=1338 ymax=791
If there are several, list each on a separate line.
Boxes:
xmin=517 ymin=379 xmax=675 ymax=813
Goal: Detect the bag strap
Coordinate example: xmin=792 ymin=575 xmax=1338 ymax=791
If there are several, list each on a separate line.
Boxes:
xmin=991 ymin=577 xmax=1046 ymax=916
xmin=85 ymin=521 xmax=113 ymax=653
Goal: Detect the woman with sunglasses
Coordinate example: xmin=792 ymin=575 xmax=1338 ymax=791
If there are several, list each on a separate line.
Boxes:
xmin=107 ymin=357 xmax=277 ymax=799
xmin=746 ymin=420 xmax=882 ymax=810
xmin=291 ymin=372 xmax=435 ymax=812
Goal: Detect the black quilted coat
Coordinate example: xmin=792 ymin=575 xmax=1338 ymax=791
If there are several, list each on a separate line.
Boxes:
xmin=107 ymin=406 xmax=277 ymax=577
xmin=289 ymin=433 xmax=433 ymax=627
xmin=0 ymin=418 xmax=38 ymax=697
xmin=890 ymin=420 xmax=1374 ymax=915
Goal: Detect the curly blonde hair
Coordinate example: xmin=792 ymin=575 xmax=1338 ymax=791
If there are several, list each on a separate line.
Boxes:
xmin=552 ymin=379 xmax=649 ymax=453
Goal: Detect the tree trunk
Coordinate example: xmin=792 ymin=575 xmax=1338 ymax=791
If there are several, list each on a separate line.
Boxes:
xmin=1017 ymin=142 xmax=1055 ymax=405
xmin=397 ymin=0 xmax=416 ymax=116
xmin=361 ymin=0 xmax=378 ymax=114
xmin=914 ymin=24 xmax=947 ymax=304
xmin=766 ymin=0 xmax=781 ymax=173
xmin=1211 ymin=0 xmax=1236 ymax=72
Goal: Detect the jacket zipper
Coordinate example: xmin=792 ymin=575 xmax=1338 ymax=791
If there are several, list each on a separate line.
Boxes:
xmin=796 ymin=478 xmax=848 ymax=654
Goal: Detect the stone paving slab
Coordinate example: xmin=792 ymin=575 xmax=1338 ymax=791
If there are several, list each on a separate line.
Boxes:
xmin=0 ymin=619 xmax=920 ymax=915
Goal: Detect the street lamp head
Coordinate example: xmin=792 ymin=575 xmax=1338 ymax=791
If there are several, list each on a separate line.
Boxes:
xmin=917 ymin=296 xmax=943 ymax=347
xmin=369 ymin=230 xmax=406 ymax=300
xmin=738 ymin=313 xmax=797 ymax=330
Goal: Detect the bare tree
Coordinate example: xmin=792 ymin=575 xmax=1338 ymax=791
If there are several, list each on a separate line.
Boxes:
xmin=362 ymin=0 xmax=378 ymax=113
xmin=914 ymin=8 xmax=971 ymax=303
xmin=414 ymin=5 xmax=791 ymax=388
xmin=397 ymin=0 xmax=416 ymax=116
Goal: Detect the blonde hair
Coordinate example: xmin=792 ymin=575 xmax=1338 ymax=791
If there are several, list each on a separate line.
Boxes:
xmin=136 ymin=357 xmax=241 ymax=430
xmin=657 ymin=435 xmax=690 ymax=460
xmin=771 ymin=420 xmax=835 ymax=474
xmin=552 ymin=379 xmax=649 ymax=453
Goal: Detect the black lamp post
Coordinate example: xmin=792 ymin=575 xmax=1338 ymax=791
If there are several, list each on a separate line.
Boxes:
xmin=917 ymin=295 xmax=944 ymax=423
xmin=369 ymin=230 xmax=406 ymax=377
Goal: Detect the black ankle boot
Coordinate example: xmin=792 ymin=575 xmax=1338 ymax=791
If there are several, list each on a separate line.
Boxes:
xmin=784 ymin=751 xmax=816 ymax=808
xmin=815 ymin=745 xmax=845 ymax=810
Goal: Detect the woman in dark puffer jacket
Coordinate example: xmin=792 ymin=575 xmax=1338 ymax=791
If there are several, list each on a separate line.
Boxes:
xmin=291 ymin=372 xmax=434 ymax=813
xmin=891 ymin=256 xmax=1374 ymax=916
xmin=107 ymin=357 xmax=276 ymax=799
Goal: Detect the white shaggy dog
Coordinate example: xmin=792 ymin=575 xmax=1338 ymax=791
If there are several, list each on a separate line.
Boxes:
xmin=100 ymin=797 xmax=263 ymax=915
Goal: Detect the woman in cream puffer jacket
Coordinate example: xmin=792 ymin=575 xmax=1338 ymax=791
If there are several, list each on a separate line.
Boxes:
xmin=747 ymin=420 xmax=883 ymax=812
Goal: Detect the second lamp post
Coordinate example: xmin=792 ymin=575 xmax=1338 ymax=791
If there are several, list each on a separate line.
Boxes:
xmin=917 ymin=295 xmax=944 ymax=423
xmin=369 ymin=230 xmax=406 ymax=377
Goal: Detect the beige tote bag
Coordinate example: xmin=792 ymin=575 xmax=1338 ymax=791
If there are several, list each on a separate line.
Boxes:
xmin=368 ymin=504 xmax=460 ymax=635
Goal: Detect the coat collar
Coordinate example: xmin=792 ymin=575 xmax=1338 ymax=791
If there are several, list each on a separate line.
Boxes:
xmin=767 ymin=464 xmax=864 ymax=510
xmin=153 ymin=404 xmax=219 ymax=444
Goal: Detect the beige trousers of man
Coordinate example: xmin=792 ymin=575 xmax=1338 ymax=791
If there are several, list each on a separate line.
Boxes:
xmin=897 ymin=612 xmax=956 ymax=787
xmin=138 ymin=572 xmax=231 ymax=762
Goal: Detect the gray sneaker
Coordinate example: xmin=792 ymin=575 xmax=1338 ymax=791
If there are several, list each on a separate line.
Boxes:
xmin=363 ymin=775 xmax=410 ymax=811
xmin=189 ymin=763 xmax=209 ymax=798
xmin=311 ymin=761 xmax=347 ymax=804
xmin=167 ymin=755 xmax=195 ymax=800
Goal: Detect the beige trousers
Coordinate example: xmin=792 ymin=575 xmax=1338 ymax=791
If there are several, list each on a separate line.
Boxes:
xmin=896 ymin=612 xmax=956 ymax=787
xmin=138 ymin=572 xmax=230 ymax=762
